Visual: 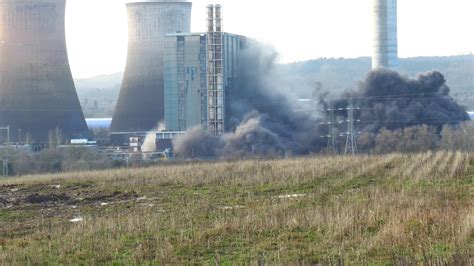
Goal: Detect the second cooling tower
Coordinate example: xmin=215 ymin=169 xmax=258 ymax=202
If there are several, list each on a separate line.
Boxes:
xmin=111 ymin=0 xmax=192 ymax=134
xmin=372 ymin=0 xmax=398 ymax=69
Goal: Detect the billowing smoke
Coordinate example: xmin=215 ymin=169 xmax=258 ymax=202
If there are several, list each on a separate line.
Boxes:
xmin=173 ymin=44 xmax=325 ymax=158
xmin=141 ymin=122 xmax=165 ymax=153
xmin=173 ymin=44 xmax=469 ymax=158
xmin=331 ymin=69 xmax=470 ymax=133
xmin=172 ymin=126 xmax=217 ymax=158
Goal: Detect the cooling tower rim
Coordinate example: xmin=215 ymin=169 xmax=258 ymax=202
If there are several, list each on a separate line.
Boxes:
xmin=0 ymin=0 xmax=66 ymax=3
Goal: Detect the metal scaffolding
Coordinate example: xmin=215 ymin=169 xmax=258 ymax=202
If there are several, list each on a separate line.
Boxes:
xmin=207 ymin=4 xmax=224 ymax=136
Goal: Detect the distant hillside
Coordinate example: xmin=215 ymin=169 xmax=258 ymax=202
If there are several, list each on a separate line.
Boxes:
xmin=74 ymin=73 xmax=123 ymax=118
xmin=75 ymin=55 xmax=474 ymax=118
xmin=74 ymin=72 xmax=123 ymax=89
xmin=275 ymin=55 xmax=474 ymax=100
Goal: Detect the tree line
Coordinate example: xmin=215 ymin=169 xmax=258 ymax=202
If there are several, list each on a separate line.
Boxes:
xmin=1 ymin=122 xmax=474 ymax=177
xmin=358 ymin=122 xmax=474 ymax=154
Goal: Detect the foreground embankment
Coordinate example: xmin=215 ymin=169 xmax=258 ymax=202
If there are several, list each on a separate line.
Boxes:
xmin=0 ymin=152 xmax=472 ymax=264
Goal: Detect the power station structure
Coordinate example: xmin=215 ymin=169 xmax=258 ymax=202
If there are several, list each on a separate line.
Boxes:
xmin=0 ymin=0 xmax=89 ymax=143
xmin=372 ymin=0 xmax=398 ymax=69
xmin=163 ymin=5 xmax=246 ymax=133
xmin=111 ymin=2 xmax=247 ymax=147
xmin=111 ymin=0 xmax=192 ymax=145
xmin=163 ymin=32 xmax=245 ymax=132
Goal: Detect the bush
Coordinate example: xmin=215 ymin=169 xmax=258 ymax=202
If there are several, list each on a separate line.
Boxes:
xmin=0 ymin=147 xmax=114 ymax=176
xmin=373 ymin=125 xmax=439 ymax=154
xmin=65 ymin=160 xmax=90 ymax=172
xmin=440 ymin=122 xmax=474 ymax=151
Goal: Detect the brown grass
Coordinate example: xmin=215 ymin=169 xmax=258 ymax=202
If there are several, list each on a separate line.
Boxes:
xmin=0 ymin=152 xmax=472 ymax=264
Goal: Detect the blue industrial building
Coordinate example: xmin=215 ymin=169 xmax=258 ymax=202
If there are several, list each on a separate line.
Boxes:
xmin=163 ymin=32 xmax=245 ymax=132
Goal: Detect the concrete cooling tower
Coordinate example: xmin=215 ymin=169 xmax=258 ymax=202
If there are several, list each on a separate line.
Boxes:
xmin=372 ymin=0 xmax=398 ymax=69
xmin=0 ymin=0 xmax=89 ymax=142
xmin=111 ymin=0 xmax=192 ymax=134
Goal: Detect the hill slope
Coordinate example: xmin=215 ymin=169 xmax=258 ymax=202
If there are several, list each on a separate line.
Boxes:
xmin=74 ymin=55 xmax=474 ymax=118
xmin=276 ymin=55 xmax=473 ymax=100
xmin=1 ymin=153 xmax=472 ymax=264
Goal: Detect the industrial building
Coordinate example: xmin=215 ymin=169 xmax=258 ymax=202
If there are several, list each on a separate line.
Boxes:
xmin=111 ymin=0 xmax=192 ymax=145
xmin=164 ymin=5 xmax=246 ymax=135
xmin=372 ymin=0 xmax=398 ymax=69
xmin=163 ymin=32 xmax=245 ymax=132
xmin=111 ymin=2 xmax=247 ymax=148
xmin=0 ymin=0 xmax=89 ymax=142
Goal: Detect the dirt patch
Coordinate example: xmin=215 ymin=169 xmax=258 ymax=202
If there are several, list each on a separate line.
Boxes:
xmin=0 ymin=184 xmax=18 ymax=189
xmin=83 ymin=191 xmax=139 ymax=203
xmin=24 ymin=193 xmax=71 ymax=204
xmin=0 ymin=196 xmax=8 ymax=205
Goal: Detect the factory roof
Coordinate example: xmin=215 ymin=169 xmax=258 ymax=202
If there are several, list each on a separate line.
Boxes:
xmin=126 ymin=0 xmax=190 ymax=5
xmin=165 ymin=32 xmax=246 ymax=39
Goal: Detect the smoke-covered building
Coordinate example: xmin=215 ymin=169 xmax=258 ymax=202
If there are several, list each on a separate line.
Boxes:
xmin=163 ymin=32 xmax=245 ymax=132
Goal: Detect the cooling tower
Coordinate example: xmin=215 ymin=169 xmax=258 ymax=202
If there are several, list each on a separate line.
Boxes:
xmin=372 ymin=0 xmax=398 ymax=69
xmin=111 ymin=0 xmax=192 ymax=133
xmin=0 ymin=0 xmax=89 ymax=142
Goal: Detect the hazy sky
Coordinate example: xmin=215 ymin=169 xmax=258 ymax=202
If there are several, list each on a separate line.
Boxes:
xmin=65 ymin=0 xmax=474 ymax=78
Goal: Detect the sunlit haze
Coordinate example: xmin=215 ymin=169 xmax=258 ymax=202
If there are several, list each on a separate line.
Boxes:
xmin=66 ymin=0 xmax=474 ymax=78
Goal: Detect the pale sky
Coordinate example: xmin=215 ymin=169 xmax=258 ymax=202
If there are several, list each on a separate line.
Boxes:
xmin=65 ymin=0 xmax=474 ymax=78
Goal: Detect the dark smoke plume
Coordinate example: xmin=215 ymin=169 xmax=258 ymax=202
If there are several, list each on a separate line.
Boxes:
xmin=172 ymin=127 xmax=218 ymax=158
xmin=173 ymin=44 xmax=326 ymax=158
xmin=173 ymin=44 xmax=469 ymax=158
xmin=331 ymin=69 xmax=470 ymax=133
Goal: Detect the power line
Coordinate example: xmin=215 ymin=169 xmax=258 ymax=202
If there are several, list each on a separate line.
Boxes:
xmin=352 ymin=97 xmax=451 ymax=100
xmin=345 ymin=97 xmax=358 ymax=155
xmin=360 ymin=118 xmax=467 ymax=123
xmin=318 ymin=100 xmax=464 ymax=155
xmin=326 ymin=99 xmax=337 ymax=152
xmin=338 ymin=92 xmax=447 ymax=99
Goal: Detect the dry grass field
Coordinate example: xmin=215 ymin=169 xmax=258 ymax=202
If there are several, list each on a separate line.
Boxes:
xmin=0 ymin=152 xmax=473 ymax=264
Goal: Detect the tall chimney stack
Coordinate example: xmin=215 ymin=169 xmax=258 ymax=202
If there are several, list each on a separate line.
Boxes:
xmin=372 ymin=0 xmax=398 ymax=69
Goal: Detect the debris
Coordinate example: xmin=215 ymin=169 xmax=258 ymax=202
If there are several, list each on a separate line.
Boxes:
xmin=278 ymin=194 xmax=306 ymax=199
xmin=25 ymin=193 xmax=70 ymax=204
xmin=136 ymin=196 xmax=147 ymax=201
xmin=69 ymin=217 xmax=83 ymax=223
xmin=220 ymin=205 xmax=245 ymax=210
xmin=10 ymin=188 xmax=19 ymax=192
xmin=52 ymin=185 xmax=61 ymax=189
xmin=100 ymin=202 xmax=108 ymax=206
xmin=0 ymin=197 xmax=8 ymax=205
